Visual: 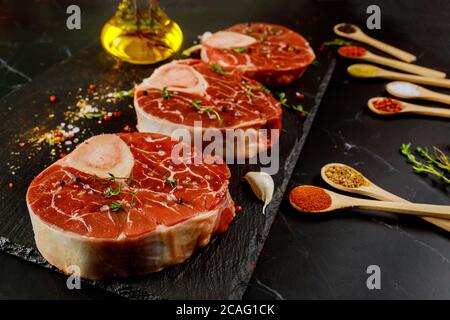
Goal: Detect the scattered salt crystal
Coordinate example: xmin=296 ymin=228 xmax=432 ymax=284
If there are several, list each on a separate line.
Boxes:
xmin=72 ymin=127 xmax=80 ymax=133
xmin=65 ymin=140 xmax=72 ymax=145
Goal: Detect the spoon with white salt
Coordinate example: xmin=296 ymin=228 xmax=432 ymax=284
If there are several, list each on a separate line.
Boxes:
xmin=386 ymin=81 xmax=450 ymax=105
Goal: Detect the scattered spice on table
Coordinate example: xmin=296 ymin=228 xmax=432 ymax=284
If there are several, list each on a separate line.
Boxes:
xmin=373 ymin=98 xmax=403 ymax=113
xmin=296 ymin=92 xmax=305 ymax=100
xmin=338 ymin=45 xmax=366 ymax=58
xmin=400 ymin=143 xmax=450 ymax=184
xmin=49 ymin=95 xmax=57 ymax=103
xmin=324 ymin=165 xmax=369 ymax=188
xmin=388 ymin=82 xmax=420 ymax=97
xmin=290 ymin=185 xmax=332 ymax=212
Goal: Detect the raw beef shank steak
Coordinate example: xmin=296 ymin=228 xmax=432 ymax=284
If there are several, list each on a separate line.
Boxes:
xmin=26 ymin=133 xmax=235 ymax=280
xmin=201 ymin=23 xmax=315 ymax=86
xmin=134 ymin=59 xmax=282 ymax=159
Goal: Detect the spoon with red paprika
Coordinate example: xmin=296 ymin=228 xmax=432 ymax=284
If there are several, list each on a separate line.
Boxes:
xmin=367 ymin=97 xmax=450 ymax=118
xmin=320 ymin=163 xmax=450 ymax=232
xmin=338 ymin=46 xmax=445 ymax=79
xmin=289 ymin=185 xmax=450 ymax=219
xmin=333 ymin=23 xmax=416 ymax=63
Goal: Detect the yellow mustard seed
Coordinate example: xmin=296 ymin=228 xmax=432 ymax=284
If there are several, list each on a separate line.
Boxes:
xmin=325 ymin=165 xmax=369 ymax=188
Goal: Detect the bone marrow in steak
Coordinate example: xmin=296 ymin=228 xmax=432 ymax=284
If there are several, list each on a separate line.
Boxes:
xmin=134 ymin=59 xmax=282 ymax=159
xmin=201 ymin=23 xmax=315 ymax=86
xmin=26 ymin=133 xmax=235 ymax=280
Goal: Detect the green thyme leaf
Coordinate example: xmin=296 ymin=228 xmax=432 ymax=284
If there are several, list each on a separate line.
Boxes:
xmin=230 ymin=47 xmax=247 ymax=54
xmin=109 ymin=200 xmax=127 ymax=212
xmin=210 ymin=64 xmax=225 ymax=75
xmin=84 ymin=112 xmax=104 ymax=119
xmin=161 ymin=86 xmax=171 ymax=99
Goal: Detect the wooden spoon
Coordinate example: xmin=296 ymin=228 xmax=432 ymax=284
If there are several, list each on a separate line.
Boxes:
xmin=333 ymin=23 xmax=416 ymax=62
xmin=386 ymin=81 xmax=450 ymax=105
xmin=367 ymin=97 xmax=450 ymax=118
xmin=290 ymin=185 xmax=450 ymax=219
xmin=348 ymin=64 xmax=450 ymax=89
xmin=321 ymin=163 xmax=450 ymax=232
xmin=338 ymin=47 xmax=445 ymax=78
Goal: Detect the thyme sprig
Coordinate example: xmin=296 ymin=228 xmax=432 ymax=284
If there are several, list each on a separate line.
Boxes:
xmin=244 ymin=85 xmax=271 ymax=98
xmin=99 ymin=173 xmax=141 ymax=212
xmin=161 ymin=86 xmax=171 ymax=99
xmin=163 ymin=171 xmax=177 ymax=187
xmin=84 ymin=112 xmax=104 ymax=119
xmin=321 ymin=38 xmax=352 ymax=48
xmin=109 ymin=200 xmax=127 ymax=212
xmin=112 ymin=88 xmax=135 ymax=100
xmin=276 ymin=92 xmax=309 ymax=117
xmin=400 ymin=143 xmax=450 ymax=184
xmin=230 ymin=47 xmax=247 ymax=54
xmin=210 ymin=63 xmax=225 ymax=75
xmin=192 ymin=100 xmax=223 ymax=126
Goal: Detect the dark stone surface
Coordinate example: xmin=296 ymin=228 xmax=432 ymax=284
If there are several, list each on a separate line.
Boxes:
xmin=0 ymin=0 xmax=449 ymax=299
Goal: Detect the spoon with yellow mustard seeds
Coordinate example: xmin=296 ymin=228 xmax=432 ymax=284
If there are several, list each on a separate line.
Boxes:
xmin=367 ymin=97 xmax=450 ymax=118
xmin=333 ymin=23 xmax=416 ymax=62
xmin=321 ymin=163 xmax=450 ymax=232
xmin=348 ymin=64 xmax=450 ymax=89
xmin=386 ymin=81 xmax=450 ymax=105
xmin=289 ymin=185 xmax=450 ymax=219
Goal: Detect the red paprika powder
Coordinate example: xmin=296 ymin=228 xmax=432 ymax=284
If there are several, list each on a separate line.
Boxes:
xmin=338 ymin=45 xmax=366 ymax=58
xmin=290 ymin=185 xmax=332 ymax=212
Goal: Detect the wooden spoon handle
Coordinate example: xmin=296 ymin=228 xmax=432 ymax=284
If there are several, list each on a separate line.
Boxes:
xmin=382 ymin=72 xmax=450 ymax=89
xmin=360 ymin=34 xmax=416 ymax=63
xmin=365 ymin=185 xmax=450 ymax=232
xmin=354 ymin=200 xmax=450 ymax=219
xmin=407 ymin=105 xmax=450 ymax=118
xmin=424 ymin=91 xmax=450 ymax=105
xmin=365 ymin=54 xmax=445 ymax=78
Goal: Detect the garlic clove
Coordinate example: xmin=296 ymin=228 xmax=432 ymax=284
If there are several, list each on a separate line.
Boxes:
xmin=244 ymin=171 xmax=274 ymax=214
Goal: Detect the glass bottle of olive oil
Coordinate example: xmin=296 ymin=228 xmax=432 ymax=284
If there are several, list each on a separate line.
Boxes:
xmin=100 ymin=0 xmax=183 ymax=64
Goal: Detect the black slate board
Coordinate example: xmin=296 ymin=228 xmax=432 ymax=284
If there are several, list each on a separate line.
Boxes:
xmin=0 ymin=36 xmax=334 ymax=299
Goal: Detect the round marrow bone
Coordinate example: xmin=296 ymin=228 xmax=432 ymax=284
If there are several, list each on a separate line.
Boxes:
xmin=139 ymin=60 xmax=209 ymax=96
xmin=63 ymin=134 xmax=134 ymax=179
xmin=202 ymin=31 xmax=257 ymax=49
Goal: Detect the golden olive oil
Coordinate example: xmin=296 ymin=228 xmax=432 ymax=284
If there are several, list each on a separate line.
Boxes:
xmin=101 ymin=0 xmax=183 ymax=65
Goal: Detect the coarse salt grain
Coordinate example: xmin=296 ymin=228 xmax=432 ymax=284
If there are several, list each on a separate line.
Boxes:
xmin=389 ymin=82 xmax=420 ymax=97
